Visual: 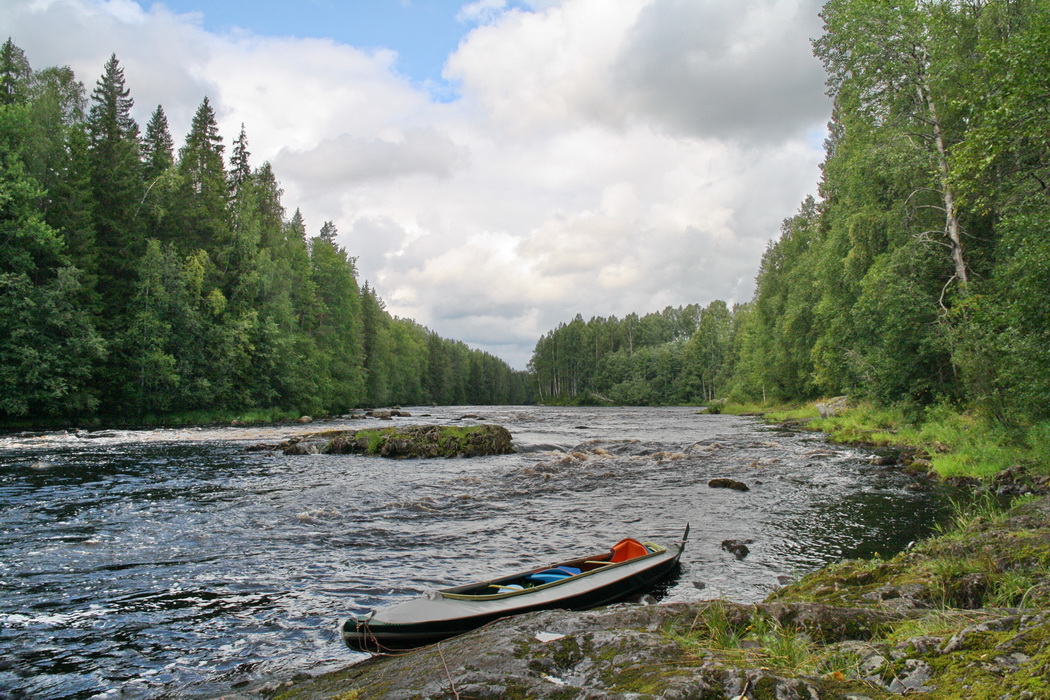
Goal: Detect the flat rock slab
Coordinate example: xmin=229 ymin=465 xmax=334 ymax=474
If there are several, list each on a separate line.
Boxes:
xmin=257 ymin=601 xmax=904 ymax=699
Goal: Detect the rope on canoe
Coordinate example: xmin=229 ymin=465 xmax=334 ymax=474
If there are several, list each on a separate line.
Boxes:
xmin=353 ymin=616 xmax=400 ymax=656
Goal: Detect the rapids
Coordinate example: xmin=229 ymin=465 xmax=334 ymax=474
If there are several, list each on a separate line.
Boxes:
xmin=0 ymin=406 xmax=948 ymax=698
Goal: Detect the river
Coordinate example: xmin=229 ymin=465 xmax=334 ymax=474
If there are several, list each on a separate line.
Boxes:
xmin=0 ymin=406 xmax=949 ymax=698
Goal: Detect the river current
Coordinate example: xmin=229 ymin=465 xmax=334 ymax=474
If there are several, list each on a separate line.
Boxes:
xmin=0 ymin=406 xmax=949 ymax=698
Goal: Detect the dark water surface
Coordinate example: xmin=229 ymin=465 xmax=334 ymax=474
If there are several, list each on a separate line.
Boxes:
xmin=0 ymin=406 xmax=949 ymax=698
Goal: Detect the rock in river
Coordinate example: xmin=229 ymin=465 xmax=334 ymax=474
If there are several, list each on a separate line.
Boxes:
xmin=270 ymin=424 xmax=515 ymax=459
xmin=708 ymin=477 xmax=750 ymax=491
xmin=721 ymin=538 xmax=753 ymax=559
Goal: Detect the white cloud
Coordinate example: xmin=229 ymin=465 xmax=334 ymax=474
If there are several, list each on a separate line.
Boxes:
xmin=2 ymin=0 xmax=831 ymax=369
xmin=275 ymin=128 xmax=467 ymax=187
xmin=456 ymin=0 xmax=508 ymax=25
xmin=611 ymin=0 xmax=830 ymax=142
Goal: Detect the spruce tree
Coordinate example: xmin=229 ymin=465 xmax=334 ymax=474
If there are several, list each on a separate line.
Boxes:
xmin=0 ymin=38 xmax=32 ymax=106
xmin=47 ymin=125 xmax=98 ymax=294
xmin=310 ymin=228 xmax=365 ymax=409
xmin=252 ymin=161 xmax=286 ymax=248
xmin=176 ymin=97 xmax=228 ymax=254
xmin=141 ymin=105 xmax=174 ymax=180
xmin=0 ymin=105 xmax=103 ymax=417
xmin=319 ymin=220 xmax=338 ymax=244
xmin=138 ymin=105 xmax=179 ymax=244
xmin=229 ymin=123 xmax=251 ymax=196
xmin=86 ymin=53 xmax=143 ymax=323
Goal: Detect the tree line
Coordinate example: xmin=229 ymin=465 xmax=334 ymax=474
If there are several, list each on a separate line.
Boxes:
xmin=0 ymin=41 xmax=531 ymax=422
xmin=530 ymin=0 xmax=1050 ymax=428
xmin=527 ymin=304 xmax=735 ymax=405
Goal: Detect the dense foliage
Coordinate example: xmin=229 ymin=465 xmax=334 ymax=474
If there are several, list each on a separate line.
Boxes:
xmin=530 ymin=0 xmax=1050 ymax=427
xmin=528 ymin=303 xmax=734 ymax=405
xmin=0 ymin=43 xmax=530 ymax=422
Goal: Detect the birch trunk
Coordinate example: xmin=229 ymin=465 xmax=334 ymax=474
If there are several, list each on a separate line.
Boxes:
xmin=919 ymin=74 xmax=969 ymax=288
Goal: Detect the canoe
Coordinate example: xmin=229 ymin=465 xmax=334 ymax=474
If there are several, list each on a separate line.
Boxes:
xmin=341 ymin=525 xmax=689 ymax=653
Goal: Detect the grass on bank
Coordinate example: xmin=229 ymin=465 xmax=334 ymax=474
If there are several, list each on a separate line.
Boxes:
xmin=715 ymin=398 xmax=1049 ymax=480
xmin=661 ymin=493 xmax=1050 ymax=696
xmin=665 ymin=601 xmax=832 ymax=675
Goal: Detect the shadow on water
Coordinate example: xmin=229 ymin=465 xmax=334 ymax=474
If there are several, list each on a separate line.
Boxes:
xmin=0 ymin=406 xmax=953 ymax=698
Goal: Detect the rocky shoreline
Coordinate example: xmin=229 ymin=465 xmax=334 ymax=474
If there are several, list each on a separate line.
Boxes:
xmin=252 ymin=491 xmax=1050 ymax=699
xmin=240 ymin=405 xmax=1050 ymax=698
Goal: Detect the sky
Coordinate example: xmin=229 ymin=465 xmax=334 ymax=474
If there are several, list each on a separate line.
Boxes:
xmin=1 ymin=0 xmax=832 ymax=369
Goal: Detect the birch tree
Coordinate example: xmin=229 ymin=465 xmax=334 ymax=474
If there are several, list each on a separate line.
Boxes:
xmin=814 ymin=0 xmax=973 ymax=292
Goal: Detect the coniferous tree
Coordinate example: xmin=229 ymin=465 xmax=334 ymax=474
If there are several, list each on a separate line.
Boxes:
xmin=318 ymin=220 xmax=337 ymax=244
xmin=360 ymin=282 xmax=389 ymax=405
xmin=138 ymin=105 xmax=179 ymax=244
xmin=176 ymin=97 xmax=228 ymax=255
xmin=85 ymin=54 xmax=143 ymax=324
xmin=47 ymin=125 xmax=97 ymax=291
xmin=253 ymin=162 xmax=285 ymax=248
xmin=122 ymin=238 xmax=184 ymax=413
xmin=0 ymin=48 xmax=530 ymax=420
xmin=0 ymin=38 xmax=32 ymax=106
xmin=141 ymin=105 xmax=174 ymax=180
xmin=310 ymin=225 xmax=366 ymax=410
xmin=228 ymin=123 xmax=251 ymax=196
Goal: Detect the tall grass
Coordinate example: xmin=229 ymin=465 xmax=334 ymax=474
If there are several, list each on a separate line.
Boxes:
xmin=934 ymin=492 xmax=1038 ymax=535
xmin=703 ymin=395 xmax=1043 ymax=481
xmin=811 ymin=401 xmax=908 ymax=445
xmin=668 ymin=603 xmax=819 ymax=673
xmin=719 ymin=401 xmax=819 ymax=421
xmin=1027 ymin=421 xmax=1050 ymax=471
xmin=794 ymin=399 xmax=1044 ymax=480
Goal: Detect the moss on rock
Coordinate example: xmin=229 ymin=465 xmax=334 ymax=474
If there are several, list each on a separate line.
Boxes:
xmin=275 ymin=424 xmax=515 ymax=458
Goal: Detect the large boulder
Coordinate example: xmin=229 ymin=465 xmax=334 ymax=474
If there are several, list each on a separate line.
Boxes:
xmin=816 ymin=396 xmax=849 ymax=418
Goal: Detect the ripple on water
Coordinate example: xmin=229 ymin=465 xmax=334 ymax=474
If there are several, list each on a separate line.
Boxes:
xmin=0 ymin=406 xmax=952 ymax=698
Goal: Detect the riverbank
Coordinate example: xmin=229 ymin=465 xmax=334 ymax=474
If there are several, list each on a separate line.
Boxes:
xmin=249 ymin=402 xmax=1050 ymax=699
xmin=257 ymin=492 xmax=1050 ymax=699
xmin=716 ymin=398 xmax=1050 ymax=484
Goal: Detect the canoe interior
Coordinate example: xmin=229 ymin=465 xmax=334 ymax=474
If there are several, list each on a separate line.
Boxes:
xmin=439 ymin=542 xmax=668 ymax=600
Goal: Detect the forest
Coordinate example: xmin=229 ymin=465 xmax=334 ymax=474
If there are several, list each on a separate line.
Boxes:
xmin=0 ymin=41 xmax=531 ymax=423
xmin=530 ymin=0 xmax=1050 ymax=430
xmin=4 ymin=0 xmax=1049 ymax=429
